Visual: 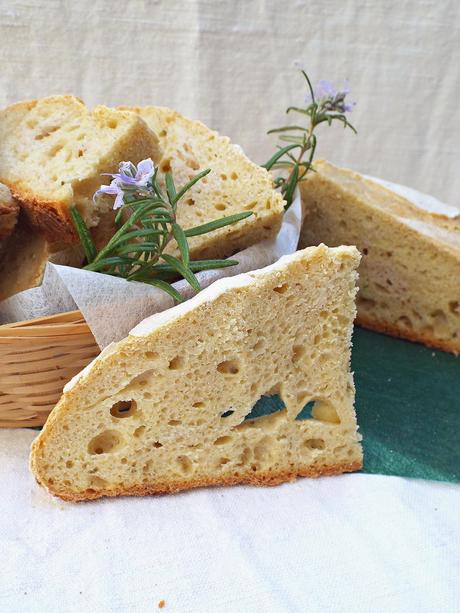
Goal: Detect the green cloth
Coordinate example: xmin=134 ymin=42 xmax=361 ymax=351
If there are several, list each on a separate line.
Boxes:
xmin=353 ymin=327 xmax=459 ymax=482
xmin=253 ymin=327 xmax=460 ymax=483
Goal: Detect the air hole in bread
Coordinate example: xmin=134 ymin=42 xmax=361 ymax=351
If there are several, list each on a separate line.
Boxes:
xmin=34 ymin=125 xmax=59 ymax=140
xmin=238 ymin=447 xmax=252 ymax=466
xmin=78 ymin=149 xmax=84 ymax=157
xmin=311 ymin=400 xmax=340 ymax=424
xmin=213 ymin=435 xmax=232 ymax=445
xmin=65 ymin=460 xmax=74 ymax=468
xmin=244 ymin=201 xmax=257 ymax=210
xmin=134 ymin=426 xmax=146 ymax=438
xmin=217 ymin=360 xmax=240 ymax=375
xmin=186 ymin=158 xmax=200 ymax=170
xmin=110 ymin=399 xmax=137 ymax=418
xmin=168 ymin=419 xmax=181 ymax=426
xmin=144 ymin=351 xmax=158 ymax=360
xmin=252 ymin=338 xmax=265 ymax=353
xmin=362 ymin=248 xmax=368 ymax=255
xmin=48 ymin=143 xmax=64 ymax=157
xmin=176 ymin=455 xmax=193 ymax=475
xmin=107 ymin=119 xmax=118 ymax=129
xmin=254 ymin=436 xmax=273 ymax=462
xmin=192 ymin=401 xmax=205 ymax=408
xmin=273 ymin=283 xmax=288 ymax=294
xmin=88 ymin=430 xmax=123 ymax=455
xmin=89 ymin=476 xmax=108 ymax=488
xmin=231 ymin=172 xmax=238 ymax=180
xmin=303 ymin=438 xmax=325 ymax=450
xmin=397 ymin=315 xmax=413 ymax=329
xmin=220 ymin=173 xmax=228 ymax=180
xmin=221 ymin=410 xmax=234 ymax=418
xmin=292 ymin=345 xmax=305 ymax=363
xmin=215 ymin=203 xmax=226 ymax=211
xmin=169 ymin=355 xmax=184 ymax=370
xmin=161 ymin=159 xmax=172 ymax=172
xmin=153 ymin=441 xmax=163 ymax=448
xmin=449 ymin=301 xmax=460 ymax=315
xmin=185 ymin=198 xmax=195 ymax=206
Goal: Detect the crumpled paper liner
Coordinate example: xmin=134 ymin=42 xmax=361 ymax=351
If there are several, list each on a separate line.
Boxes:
xmin=0 ymin=194 xmax=302 ymax=348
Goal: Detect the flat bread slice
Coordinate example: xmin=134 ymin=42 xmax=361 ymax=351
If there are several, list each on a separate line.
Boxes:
xmin=300 ymin=160 xmax=460 ymax=354
xmin=31 ymin=245 xmax=362 ymax=501
xmin=0 ymin=96 xmax=161 ymax=243
xmin=120 ymin=106 xmax=285 ymax=259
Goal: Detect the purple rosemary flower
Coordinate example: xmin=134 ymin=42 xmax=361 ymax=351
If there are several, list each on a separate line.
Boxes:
xmin=307 ymin=79 xmax=355 ymax=113
xmin=94 ymin=179 xmax=125 ymax=210
xmin=111 ymin=158 xmax=155 ymax=188
xmin=94 ymin=158 xmax=156 ymax=209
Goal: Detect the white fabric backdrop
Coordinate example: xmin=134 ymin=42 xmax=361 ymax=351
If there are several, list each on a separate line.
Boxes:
xmin=1 ymin=430 xmax=459 ymax=613
xmin=0 ymin=0 xmax=459 ymax=204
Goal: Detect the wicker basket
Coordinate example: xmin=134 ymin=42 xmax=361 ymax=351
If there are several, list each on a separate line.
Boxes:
xmin=0 ymin=311 xmax=100 ymax=428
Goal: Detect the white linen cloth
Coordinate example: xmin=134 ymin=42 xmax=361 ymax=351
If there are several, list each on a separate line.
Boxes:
xmin=1 ymin=429 xmax=459 ymax=613
xmin=0 ymin=0 xmax=458 ymax=205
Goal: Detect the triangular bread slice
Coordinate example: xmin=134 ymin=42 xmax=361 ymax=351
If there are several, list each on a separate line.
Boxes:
xmin=31 ymin=245 xmax=362 ymax=501
xmin=0 ymin=96 xmax=161 ymax=243
xmin=300 ymin=160 xmax=460 ymax=354
xmin=119 ymin=106 xmax=285 ymax=260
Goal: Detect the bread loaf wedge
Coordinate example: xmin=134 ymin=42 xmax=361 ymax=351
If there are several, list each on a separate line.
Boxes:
xmin=0 ymin=182 xmax=19 ymax=240
xmin=0 ymin=96 xmax=161 ymax=242
xmin=299 ymin=160 xmax=460 ymax=354
xmin=120 ymin=106 xmax=284 ymax=259
xmin=30 ymin=245 xmax=362 ymax=501
xmin=0 ymin=214 xmax=84 ymax=302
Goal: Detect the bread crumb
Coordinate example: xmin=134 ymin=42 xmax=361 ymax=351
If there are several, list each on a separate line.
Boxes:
xmin=158 ymin=600 xmax=165 ymax=609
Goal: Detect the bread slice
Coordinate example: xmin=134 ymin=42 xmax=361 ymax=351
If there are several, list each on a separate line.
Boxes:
xmin=0 ymin=96 xmax=161 ymax=243
xmin=120 ymin=106 xmax=284 ymax=259
xmin=0 ymin=182 xmax=19 ymax=240
xmin=0 ymin=214 xmax=84 ymax=302
xmin=299 ymin=160 xmax=460 ymax=354
xmin=30 ymin=245 xmax=362 ymax=501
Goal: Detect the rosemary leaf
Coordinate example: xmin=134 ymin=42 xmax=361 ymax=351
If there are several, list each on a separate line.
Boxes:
xmin=142 ymin=279 xmax=184 ymax=303
xmin=172 ymin=223 xmax=190 ymax=267
xmin=70 ymin=206 xmax=97 ymax=263
xmin=161 ymin=254 xmax=201 ymax=291
xmin=173 ymin=168 xmax=211 ymax=204
xmin=184 ymin=212 xmax=253 ymax=237
xmin=262 ymin=144 xmax=300 ymax=171
xmin=165 ymin=172 xmax=177 ymax=209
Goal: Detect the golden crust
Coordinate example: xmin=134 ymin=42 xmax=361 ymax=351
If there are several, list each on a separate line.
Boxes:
xmin=356 ymin=315 xmax=460 ymax=355
xmin=8 ymin=186 xmax=76 ymax=242
xmin=34 ymin=460 xmax=363 ymax=502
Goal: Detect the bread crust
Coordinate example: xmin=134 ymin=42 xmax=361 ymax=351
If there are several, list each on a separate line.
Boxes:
xmin=32 ymin=459 xmax=363 ymax=502
xmin=8 ymin=187 xmax=76 ymax=242
xmin=356 ymin=315 xmax=460 ymax=355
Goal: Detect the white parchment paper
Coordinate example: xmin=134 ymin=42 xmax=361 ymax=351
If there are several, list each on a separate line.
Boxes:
xmin=0 ymin=194 xmax=301 ymax=348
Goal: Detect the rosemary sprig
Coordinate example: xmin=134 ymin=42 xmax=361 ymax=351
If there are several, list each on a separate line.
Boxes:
xmin=264 ymin=70 xmax=357 ymax=209
xmin=71 ymin=159 xmax=252 ymax=302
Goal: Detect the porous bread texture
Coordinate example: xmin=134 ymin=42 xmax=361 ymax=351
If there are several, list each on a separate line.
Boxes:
xmin=0 ymin=96 xmax=161 ymax=242
xmin=0 ymin=213 xmax=84 ymax=302
xmin=119 ymin=106 xmax=285 ymax=260
xmin=30 ymin=245 xmax=362 ymax=502
xmin=300 ymin=160 xmax=460 ymax=355
xmin=0 ymin=182 xmax=19 ymax=240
